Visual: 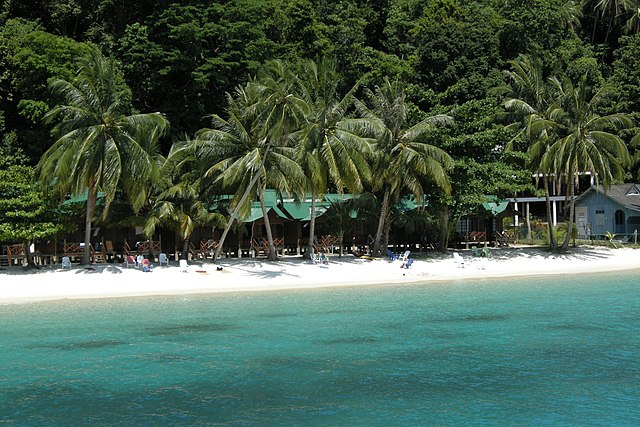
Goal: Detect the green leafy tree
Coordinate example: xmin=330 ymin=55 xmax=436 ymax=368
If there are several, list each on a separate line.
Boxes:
xmin=37 ymin=49 xmax=169 ymax=264
xmin=0 ymin=18 xmax=93 ymax=163
xmin=0 ymin=165 xmax=75 ymax=267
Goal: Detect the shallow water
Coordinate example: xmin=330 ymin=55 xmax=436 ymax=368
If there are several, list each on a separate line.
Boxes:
xmin=1 ymin=272 xmax=639 ymax=425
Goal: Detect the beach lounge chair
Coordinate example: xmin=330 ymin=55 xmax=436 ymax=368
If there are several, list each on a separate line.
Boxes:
xmin=401 ymin=258 xmax=414 ymax=269
xmin=453 ymin=252 xmax=465 ymax=268
xmin=159 ymin=253 xmax=168 ymax=266
xmin=125 ymin=255 xmax=136 ymax=268
xmin=179 ymin=259 xmax=188 ymax=272
xmin=387 ymin=250 xmax=399 ymax=261
xmin=61 ymin=256 xmax=71 ymax=269
xmin=398 ymin=251 xmax=411 ymax=262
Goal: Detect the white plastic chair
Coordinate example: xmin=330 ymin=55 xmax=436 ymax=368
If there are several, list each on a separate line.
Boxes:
xmin=159 ymin=253 xmax=168 ymax=266
xmin=398 ymin=251 xmax=411 ymax=262
xmin=61 ymin=256 xmax=71 ymax=269
xmin=136 ymin=254 xmax=144 ymax=268
xmin=179 ymin=259 xmax=188 ymax=272
xmin=453 ymin=252 xmax=465 ymax=268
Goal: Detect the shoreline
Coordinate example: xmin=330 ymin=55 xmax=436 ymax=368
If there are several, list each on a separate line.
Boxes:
xmin=1 ymin=245 xmax=639 ymax=304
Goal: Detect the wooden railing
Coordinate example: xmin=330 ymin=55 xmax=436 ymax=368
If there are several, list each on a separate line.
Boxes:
xmin=137 ymin=240 xmax=161 ymax=255
xmin=200 ymin=240 xmax=219 ymax=258
xmin=251 ymin=238 xmax=284 ymax=256
xmin=6 ymin=244 xmax=25 ymax=265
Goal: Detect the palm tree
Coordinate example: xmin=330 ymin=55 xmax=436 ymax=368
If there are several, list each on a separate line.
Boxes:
xmin=293 ymin=57 xmax=372 ymax=257
xmin=502 ymin=54 xmax=560 ymax=249
xmin=193 ymin=62 xmax=307 ymax=261
xmin=355 ymin=78 xmax=452 ymax=257
xmin=141 ymin=150 xmax=226 ymax=260
xmin=622 ymin=0 xmax=640 ymax=33
xmin=38 ymin=49 xmax=169 ymax=264
xmin=587 ymin=0 xmax=627 ymax=43
xmin=543 ymin=74 xmax=633 ymax=250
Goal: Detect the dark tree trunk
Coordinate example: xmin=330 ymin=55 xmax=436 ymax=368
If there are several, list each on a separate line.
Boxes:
xmin=372 ymin=188 xmax=390 ymax=257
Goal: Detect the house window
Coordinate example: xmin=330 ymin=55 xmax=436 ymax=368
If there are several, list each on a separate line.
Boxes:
xmin=595 ymin=209 xmax=605 ymax=226
xmin=615 ymin=210 xmax=625 ymax=226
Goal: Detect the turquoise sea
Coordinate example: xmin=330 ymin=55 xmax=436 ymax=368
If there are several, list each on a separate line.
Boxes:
xmin=1 ymin=272 xmax=639 ymax=426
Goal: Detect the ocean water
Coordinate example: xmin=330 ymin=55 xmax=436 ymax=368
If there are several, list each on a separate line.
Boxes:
xmin=1 ymin=272 xmax=639 ymax=426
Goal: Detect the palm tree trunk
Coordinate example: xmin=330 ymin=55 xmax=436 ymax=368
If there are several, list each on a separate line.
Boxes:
xmin=383 ymin=210 xmax=392 ymax=253
xmin=438 ymin=208 xmax=450 ymax=252
xmin=214 ymin=141 xmax=274 ymax=261
xmin=372 ymin=188 xmax=390 ymax=257
xmin=258 ymin=180 xmax=277 ymax=261
xmin=560 ymin=176 xmax=576 ymax=251
xmin=182 ymin=236 xmax=190 ymax=260
xmin=82 ymin=178 xmax=98 ymax=265
xmin=525 ymin=202 xmax=531 ymax=240
xmin=543 ymin=175 xmax=557 ymax=250
xmin=307 ymin=193 xmax=317 ymax=257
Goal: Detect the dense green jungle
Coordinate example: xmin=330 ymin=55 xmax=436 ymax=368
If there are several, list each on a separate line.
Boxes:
xmin=1 ymin=0 xmax=640 ymax=261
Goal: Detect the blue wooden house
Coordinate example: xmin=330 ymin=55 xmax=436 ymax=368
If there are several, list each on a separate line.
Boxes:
xmin=574 ymin=184 xmax=640 ymax=239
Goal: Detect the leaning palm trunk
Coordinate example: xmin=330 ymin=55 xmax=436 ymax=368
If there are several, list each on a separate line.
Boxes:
xmin=438 ymin=208 xmax=450 ymax=252
xmin=258 ymin=181 xmax=277 ymax=261
xmin=372 ymin=188 xmax=391 ymax=257
xmin=82 ymin=179 xmax=98 ymax=265
xmin=383 ymin=211 xmax=392 ymax=253
xmin=307 ymin=195 xmax=317 ymax=257
xmin=214 ymin=141 xmax=274 ymax=261
xmin=543 ymin=175 xmax=557 ymax=250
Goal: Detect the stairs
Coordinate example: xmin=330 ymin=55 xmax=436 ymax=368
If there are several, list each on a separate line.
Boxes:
xmin=0 ymin=255 xmax=9 ymax=268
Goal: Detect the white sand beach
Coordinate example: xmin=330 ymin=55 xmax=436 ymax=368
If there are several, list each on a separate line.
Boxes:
xmin=1 ymin=245 xmax=638 ymax=304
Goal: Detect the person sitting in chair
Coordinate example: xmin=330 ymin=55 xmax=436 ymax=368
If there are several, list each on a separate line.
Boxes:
xmin=141 ymin=258 xmax=153 ymax=272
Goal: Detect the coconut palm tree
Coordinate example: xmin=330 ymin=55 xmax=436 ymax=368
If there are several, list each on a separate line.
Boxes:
xmin=293 ymin=57 xmax=372 ymax=257
xmin=38 ymin=49 xmax=169 ymax=264
xmin=502 ymin=54 xmax=560 ymax=249
xmin=543 ymin=74 xmax=633 ymax=250
xmin=193 ymin=62 xmax=306 ymax=261
xmin=355 ymin=78 xmax=452 ymax=257
xmin=141 ymin=157 xmax=226 ymax=260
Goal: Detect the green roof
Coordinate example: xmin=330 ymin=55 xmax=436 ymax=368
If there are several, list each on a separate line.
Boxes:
xmin=281 ymin=194 xmax=353 ymax=221
xmin=481 ymin=196 xmax=509 ymax=216
xmin=63 ymin=191 xmax=106 ymax=205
